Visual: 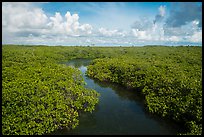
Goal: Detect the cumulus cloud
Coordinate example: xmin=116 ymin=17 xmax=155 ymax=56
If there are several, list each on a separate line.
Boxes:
xmin=165 ymin=2 xmax=202 ymax=28
xmin=47 ymin=11 xmax=93 ymax=36
xmin=2 ymin=2 xmax=93 ymax=43
xmin=188 ymin=31 xmax=202 ymax=43
xmin=131 ymin=3 xmax=202 ymax=44
xmin=153 ymin=5 xmax=166 ymax=24
xmin=132 ymin=29 xmax=152 ymax=40
xmin=131 ymin=15 xmax=165 ymax=42
xmin=131 ymin=23 xmax=165 ymax=41
xmin=2 ymin=3 xmax=48 ymax=31
xmin=2 ymin=2 xmax=202 ymax=46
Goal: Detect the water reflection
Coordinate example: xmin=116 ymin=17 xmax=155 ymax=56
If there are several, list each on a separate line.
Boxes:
xmin=53 ymin=58 xmax=181 ymax=135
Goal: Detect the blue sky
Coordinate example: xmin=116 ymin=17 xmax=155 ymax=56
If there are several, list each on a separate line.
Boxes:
xmin=2 ymin=2 xmax=202 ymax=46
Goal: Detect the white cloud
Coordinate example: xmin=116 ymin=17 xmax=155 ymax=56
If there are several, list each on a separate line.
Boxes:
xmin=163 ymin=19 xmax=202 ymax=43
xmin=131 ymin=5 xmax=202 ymax=44
xmin=166 ymin=36 xmax=181 ymax=42
xmin=45 ymin=11 xmax=93 ymax=36
xmin=2 ymin=2 xmax=93 ymax=42
xmin=98 ymin=28 xmax=126 ymax=37
xmin=79 ymin=24 xmax=93 ymax=35
xmin=131 ymin=22 xmax=165 ymax=42
xmin=47 ymin=12 xmax=64 ymax=34
xmin=2 ymin=2 xmax=48 ymax=30
xmin=132 ymin=29 xmax=151 ymax=40
xmin=189 ymin=31 xmax=202 ymax=43
xmin=2 ymin=2 xmax=202 ymax=46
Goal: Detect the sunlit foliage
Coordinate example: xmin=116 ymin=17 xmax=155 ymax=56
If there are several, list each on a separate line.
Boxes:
xmin=86 ymin=46 xmax=202 ymax=135
xmin=2 ymin=45 xmax=100 ymax=135
xmin=2 ymin=45 xmax=202 ymax=135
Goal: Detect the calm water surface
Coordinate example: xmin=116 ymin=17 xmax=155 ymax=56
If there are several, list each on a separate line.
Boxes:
xmin=53 ymin=58 xmax=181 ymax=135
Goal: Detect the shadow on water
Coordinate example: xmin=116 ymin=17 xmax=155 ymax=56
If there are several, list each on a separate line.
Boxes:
xmin=52 ymin=58 xmax=183 ymax=135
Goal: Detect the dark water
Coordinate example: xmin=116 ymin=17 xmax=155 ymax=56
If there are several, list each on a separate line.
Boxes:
xmin=53 ymin=58 xmax=181 ymax=135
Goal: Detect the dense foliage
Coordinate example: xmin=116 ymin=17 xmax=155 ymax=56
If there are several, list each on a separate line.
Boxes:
xmin=86 ymin=46 xmax=202 ymax=135
xmin=2 ymin=45 xmax=100 ymax=135
xmin=2 ymin=45 xmax=202 ymax=135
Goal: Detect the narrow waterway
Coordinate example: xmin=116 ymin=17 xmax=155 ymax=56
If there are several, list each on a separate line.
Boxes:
xmin=53 ymin=58 xmax=181 ymax=135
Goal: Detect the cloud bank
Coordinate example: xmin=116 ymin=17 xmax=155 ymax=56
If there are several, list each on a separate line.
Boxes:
xmin=2 ymin=2 xmax=202 ymax=46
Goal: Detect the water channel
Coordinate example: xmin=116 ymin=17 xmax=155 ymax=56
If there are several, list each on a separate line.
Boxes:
xmin=53 ymin=58 xmax=181 ymax=135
